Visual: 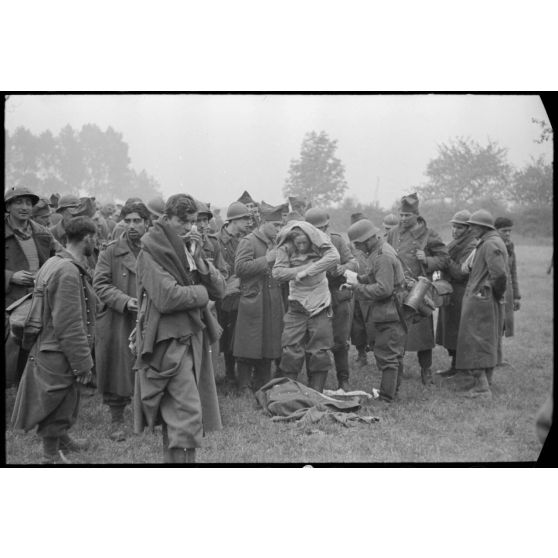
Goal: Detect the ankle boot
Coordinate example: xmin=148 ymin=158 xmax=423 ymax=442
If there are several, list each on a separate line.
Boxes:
xmin=41 ymin=436 xmax=61 ymax=464
xmin=237 ymin=360 xmax=253 ymax=393
xmin=169 ymin=448 xmax=187 ymax=464
xmin=333 ymin=349 xmax=349 ymax=391
xmin=109 ymin=405 xmax=127 ymax=441
xmin=59 ymin=433 xmax=90 ymax=453
xmin=421 ymin=368 xmax=434 ymax=386
xmin=461 ymin=370 xmax=492 ymax=399
xmin=485 ymin=368 xmax=494 ymax=386
xmin=309 ymin=371 xmax=328 ymax=393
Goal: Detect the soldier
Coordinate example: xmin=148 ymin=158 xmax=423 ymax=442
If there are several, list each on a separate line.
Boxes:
xmin=146 ymin=195 xmax=166 ymax=221
xmin=233 ymin=205 xmax=285 ymax=393
xmin=386 ymin=193 xmax=449 ymax=385
xmin=134 ymin=194 xmax=225 ymax=463
xmin=348 ymin=212 xmax=371 ymax=368
xmin=5 ymin=186 xmax=58 ymax=386
xmin=305 ymin=208 xmax=358 ymax=391
xmin=272 ymin=221 xmax=340 ymax=393
xmin=216 ymin=201 xmax=253 ymax=385
xmin=346 ymin=219 xmax=407 ymax=403
xmin=93 ymin=202 xmax=151 ymax=441
xmin=382 ymin=214 xmax=399 ymax=236
xmin=50 ymin=194 xmax=98 ymax=274
xmin=434 ymin=210 xmax=478 ymax=378
xmin=196 ymin=201 xmax=229 ymax=278
xmin=12 ymin=217 xmax=98 ymax=464
xmin=455 ymin=210 xmax=508 ymax=399
xmin=100 ymin=202 xmax=117 ymax=235
xmin=494 ymin=217 xmax=521 ymax=350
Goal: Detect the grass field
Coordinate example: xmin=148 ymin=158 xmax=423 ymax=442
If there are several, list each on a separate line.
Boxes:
xmin=4 ymin=242 xmax=553 ymax=464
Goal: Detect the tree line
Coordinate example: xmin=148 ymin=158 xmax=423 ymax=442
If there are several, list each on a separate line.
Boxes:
xmin=5 ymin=125 xmax=162 ymax=203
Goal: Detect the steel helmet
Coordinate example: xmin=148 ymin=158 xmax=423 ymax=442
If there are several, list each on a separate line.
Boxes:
xmin=304 ymin=207 xmax=330 ymax=228
xmin=146 ymin=196 xmax=166 ymax=217
xmin=4 ymin=186 xmax=40 ymax=207
xmin=382 ymin=213 xmax=399 ymax=227
xmin=226 ymin=201 xmax=251 ymax=221
xmin=467 ymin=209 xmax=495 ymax=230
xmin=347 ymin=219 xmax=380 ymax=243
xmin=450 ymin=209 xmax=472 ymax=226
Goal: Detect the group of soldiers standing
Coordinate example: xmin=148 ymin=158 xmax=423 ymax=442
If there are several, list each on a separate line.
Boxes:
xmin=5 ymin=185 xmax=520 ymax=464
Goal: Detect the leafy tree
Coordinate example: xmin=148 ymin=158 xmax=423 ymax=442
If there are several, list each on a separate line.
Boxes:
xmin=418 ymin=137 xmax=512 ymax=208
xmin=284 ymin=131 xmax=348 ymax=206
xmin=509 ymin=156 xmax=553 ymax=208
xmin=532 ymin=118 xmax=553 ymax=144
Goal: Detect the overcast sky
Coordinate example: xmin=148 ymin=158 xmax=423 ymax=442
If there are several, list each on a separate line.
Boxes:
xmin=5 ymin=94 xmax=552 ymax=209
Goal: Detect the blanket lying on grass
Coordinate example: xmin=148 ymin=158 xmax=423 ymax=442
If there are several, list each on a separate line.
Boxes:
xmin=255 ymin=377 xmax=379 ymax=427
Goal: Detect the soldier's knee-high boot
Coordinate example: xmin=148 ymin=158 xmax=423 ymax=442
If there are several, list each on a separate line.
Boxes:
xmin=253 ymin=359 xmax=271 ymax=392
xmin=309 ymin=371 xmax=328 ymax=393
xmin=333 ymin=348 xmax=350 ymax=391
xmin=236 ymin=360 xmax=253 ymax=393
xmin=41 ymin=436 xmax=61 ymax=464
xmin=379 ymin=367 xmax=398 ymax=402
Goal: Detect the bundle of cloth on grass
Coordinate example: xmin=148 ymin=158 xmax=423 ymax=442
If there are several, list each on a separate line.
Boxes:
xmin=254 ymin=377 xmax=379 ymax=427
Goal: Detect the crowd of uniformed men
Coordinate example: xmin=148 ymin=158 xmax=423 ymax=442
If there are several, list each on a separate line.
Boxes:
xmin=5 ymin=186 xmax=521 ymax=463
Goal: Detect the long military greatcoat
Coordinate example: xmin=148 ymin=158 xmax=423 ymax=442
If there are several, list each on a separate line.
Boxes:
xmin=233 ymin=230 xmax=285 ymax=360
xmin=455 ymin=230 xmax=508 ymax=370
xmin=386 ymin=218 xmax=449 ymax=352
xmin=435 ymin=229 xmax=478 ymax=351
xmin=93 ymin=234 xmax=138 ymax=398
xmin=12 ymin=252 xmax=97 ymax=432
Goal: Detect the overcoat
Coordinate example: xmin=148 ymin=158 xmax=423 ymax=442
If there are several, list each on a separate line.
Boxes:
xmin=93 ymin=235 xmax=138 ymax=398
xmin=233 ymin=230 xmax=285 ymax=360
xmin=11 ymin=252 xmax=97 ymax=431
xmin=502 ymin=241 xmax=520 ymax=337
xmin=387 ymin=218 xmax=449 ymax=352
xmin=455 ymin=230 xmax=508 ymax=370
xmin=435 ymin=230 xmax=478 ymax=351
xmin=133 ymin=248 xmax=224 ymax=435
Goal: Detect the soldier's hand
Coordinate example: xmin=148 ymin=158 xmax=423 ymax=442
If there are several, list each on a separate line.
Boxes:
xmin=127 ymin=298 xmax=139 ymax=312
xmin=331 ymin=265 xmax=345 ymax=277
xmin=460 ymin=262 xmax=470 ymax=274
xmin=415 ymin=249 xmax=426 ymax=262
xmin=75 ymin=370 xmax=92 ymax=385
xmin=11 ymin=270 xmax=35 ymax=286
xmin=295 ymin=269 xmax=308 ymax=281
xmin=266 ymin=248 xmax=278 ymax=263
xmin=513 ymin=299 xmax=521 ymax=311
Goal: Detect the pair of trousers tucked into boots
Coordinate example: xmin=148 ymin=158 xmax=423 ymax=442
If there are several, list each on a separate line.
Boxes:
xmin=373 ymin=321 xmax=405 ymax=402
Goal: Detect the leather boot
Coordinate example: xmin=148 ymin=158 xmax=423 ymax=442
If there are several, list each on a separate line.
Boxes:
xmin=461 ymin=370 xmax=492 ymax=399
xmin=236 ymin=360 xmax=253 ymax=394
xmin=309 ymin=371 xmax=328 ymax=393
xmin=109 ymin=405 xmax=127 ymax=442
xmin=485 ymin=368 xmax=494 ymax=386
xmin=253 ymin=359 xmax=272 ymax=392
xmin=169 ymin=448 xmax=187 ymax=464
xmin=333 ymin=349 xmax=350 ymax=391
xmin=355 ymin=346 xmax=368 ymax=367
xmin=186 ymin=448 xmax=196 ymax=464
xmin=420 ymin=368 xmax=434 ymax=386
xmin=41 ymin=437 xmax=62 ymax=464
xmin=59 ymin=433 xmax=90 ymax=453
xmin=379 ymin=368 xmax=398 ymax=402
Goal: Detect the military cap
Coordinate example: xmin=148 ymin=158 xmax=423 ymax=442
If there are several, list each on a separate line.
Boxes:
xmin=350 ymin=212 xmax=366 ymax=224
xmin=32 ymin=198 xmax=52 ymax=217
xmin=196 ymin=200 xmax=214 ymax=219
xmin=226 ymin=201 xmax=251 ymax=221
xmin=399 ymin=193 xmax=419 ymax=214
xmin=494 ymin=216 xmax=513 ymax=229
xmin=237 ymin=190 xmax=256 ymax=206
xmin=146 ymin=196 xmax=166 ymax=217
xmin=261 ymin=205 xmax=284 ymax=222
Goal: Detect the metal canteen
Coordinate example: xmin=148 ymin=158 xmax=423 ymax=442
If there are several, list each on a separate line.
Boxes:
xmin=403 ymin=276 xmax=432 ymax=312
